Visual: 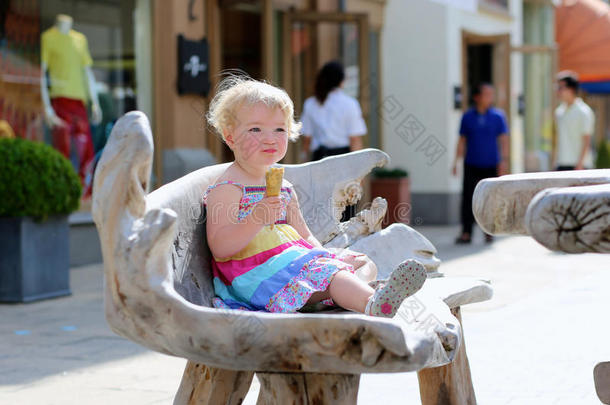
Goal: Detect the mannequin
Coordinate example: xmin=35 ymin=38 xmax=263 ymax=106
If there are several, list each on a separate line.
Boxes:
xmin=0 ymin=120 xmax=15 ymax=138
xmin=40 ymin=14 xmax=101 ymax=197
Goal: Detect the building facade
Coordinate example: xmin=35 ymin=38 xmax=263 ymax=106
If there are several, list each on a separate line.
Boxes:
xmin=381 ymin=0 xmax=538 ymax=224
xmin=3 ymin=0 xmax=563 ymax=225
xmin=151 ymin=0 xmax=387 ymax=184
xmin=0 ymin=0 xmax=387 ymax=192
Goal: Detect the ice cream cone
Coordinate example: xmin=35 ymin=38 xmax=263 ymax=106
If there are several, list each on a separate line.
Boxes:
xmin=265 ymin=167 xmax=284 ymax=228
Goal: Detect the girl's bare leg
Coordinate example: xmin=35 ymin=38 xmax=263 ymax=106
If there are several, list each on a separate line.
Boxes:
xmin=305 ymin=270 xmax=373 ymax=312
xmin=306 ymin=260 xmax=427 ymax=318
xmin=327 ymin=271 xmax=374 ymax=313
xmin=338 ymin=252 xmax=378 ymax=283
xmin=305 ymin=253 xmax=376 ymax=307
xmin=353 ymin=260 xmax=378 ymax=283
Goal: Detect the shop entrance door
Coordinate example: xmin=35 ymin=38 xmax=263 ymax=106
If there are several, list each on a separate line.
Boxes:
xmin=462 ymin=31 xmax=511 ymax=167
xmin=462 ymin=32 xmax=511 ymax=117
xmin=282 ymin=11 xmax=369 ymax=164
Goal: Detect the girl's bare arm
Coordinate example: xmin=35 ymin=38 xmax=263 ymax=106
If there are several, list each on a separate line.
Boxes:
xmin=206 ymin=185 xmax=282 ymax=259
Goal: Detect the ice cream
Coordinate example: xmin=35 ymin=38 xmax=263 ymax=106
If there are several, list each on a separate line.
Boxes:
xmin=265 ymin=167 xmax=284 ymax=197
xmin=265 ymin=167 xmax=284 ymax=228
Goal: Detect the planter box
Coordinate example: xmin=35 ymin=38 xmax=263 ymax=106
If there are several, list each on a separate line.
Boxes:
xmin=0 ymin=216 xmax=71 ymax=302
xmin=370 ymin=177 xmax=411 ymax=227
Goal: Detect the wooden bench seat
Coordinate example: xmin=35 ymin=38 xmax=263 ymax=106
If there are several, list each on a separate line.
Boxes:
xmin=93 ymin=111 xmax=493 ymax=404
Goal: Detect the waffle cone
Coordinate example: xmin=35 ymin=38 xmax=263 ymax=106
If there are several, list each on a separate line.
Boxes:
xmin=265 ymin=167 xmax=284 ymax=197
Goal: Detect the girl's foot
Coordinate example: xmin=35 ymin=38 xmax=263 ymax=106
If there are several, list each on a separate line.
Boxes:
xmin=365 ymin=259 xmax=427 ymax=318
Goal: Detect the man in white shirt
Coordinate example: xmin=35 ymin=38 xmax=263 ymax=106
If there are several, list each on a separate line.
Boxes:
xmin=553 ymin=71 xmax=595 ymax=170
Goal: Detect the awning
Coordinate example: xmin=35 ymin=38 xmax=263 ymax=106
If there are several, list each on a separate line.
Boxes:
xmin=556 ymin=0 xmax=610 ymax=93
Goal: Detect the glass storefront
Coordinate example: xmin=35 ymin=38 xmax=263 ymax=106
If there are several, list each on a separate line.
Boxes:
xmin=0 ymin=1 xmax=43 ymax=142
xmin=0 ymin=0 xmax=141 ymax=200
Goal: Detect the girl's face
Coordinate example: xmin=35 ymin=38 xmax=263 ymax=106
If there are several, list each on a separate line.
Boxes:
xmin=225 ymin=102 xmax=289 ymax=168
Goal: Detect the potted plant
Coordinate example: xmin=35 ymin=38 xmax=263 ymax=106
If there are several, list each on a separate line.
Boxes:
xmin=0 ymin=137 xmax=81 ymax=302
xmin=370 ymin=167 xmax=410 ymax=227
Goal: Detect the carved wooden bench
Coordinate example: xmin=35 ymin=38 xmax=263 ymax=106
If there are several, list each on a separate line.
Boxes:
xmin=93 ymin=112 xmax=492 ymax=404
xmin=473 ymin=169 xmax=610 ymax=403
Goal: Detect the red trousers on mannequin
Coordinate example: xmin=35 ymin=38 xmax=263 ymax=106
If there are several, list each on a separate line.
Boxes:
xmin=50 ymin=97 xmax=94 ymax=197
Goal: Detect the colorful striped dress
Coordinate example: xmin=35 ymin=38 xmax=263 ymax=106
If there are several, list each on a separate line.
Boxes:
xmin=203 ymin=180 xmax=354 ymax=313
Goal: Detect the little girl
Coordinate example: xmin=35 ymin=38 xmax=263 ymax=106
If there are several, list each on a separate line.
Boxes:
xmin=203 ymin=76 xmax=426 ymax=317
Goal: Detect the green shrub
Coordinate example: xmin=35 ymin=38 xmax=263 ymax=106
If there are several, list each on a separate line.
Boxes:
xmin=0 ymin=137 xmax=81 ymax=221
xmin=371 ymin=167 xmax=409 ymax=178
xmin=596 ymin=139 xmax=610 ymax=169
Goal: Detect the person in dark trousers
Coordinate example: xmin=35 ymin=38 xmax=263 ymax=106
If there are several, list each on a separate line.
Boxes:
xmin=301 ymin=61 xmax=366 ymax=221
xmin=452 ymin=83 xmax=509 ymax=244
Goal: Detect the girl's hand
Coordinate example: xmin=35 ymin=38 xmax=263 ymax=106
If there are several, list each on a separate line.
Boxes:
xmin=332 ymin=248 xmax=368 ymax=268
xmin=252 ymin=196 xmax=284 ymax=226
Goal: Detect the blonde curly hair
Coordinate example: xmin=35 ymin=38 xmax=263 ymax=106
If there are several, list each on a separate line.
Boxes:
xmin=206 ymin=75 xmax=302 ymax=142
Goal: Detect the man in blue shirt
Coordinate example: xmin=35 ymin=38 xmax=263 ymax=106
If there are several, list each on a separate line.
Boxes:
xmin=452 ymin=83 xmax=509 ymax=244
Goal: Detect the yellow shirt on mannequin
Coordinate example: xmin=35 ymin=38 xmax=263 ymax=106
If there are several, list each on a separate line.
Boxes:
xmin=41 ymin=26 xmax=93 ymax=102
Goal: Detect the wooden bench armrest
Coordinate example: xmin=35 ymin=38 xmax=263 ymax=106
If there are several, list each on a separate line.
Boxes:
xmin=525 ymin=183 xmax=610 ymax=253
xmin=473 ymin=170 xmax=610 ymax=235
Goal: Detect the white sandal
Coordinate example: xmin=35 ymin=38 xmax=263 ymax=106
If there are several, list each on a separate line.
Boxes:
xmin=365 ymin=259 xmax=427 ymax=318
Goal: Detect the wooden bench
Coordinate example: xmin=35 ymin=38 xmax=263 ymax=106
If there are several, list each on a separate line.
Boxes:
xmin=473 ymin=169 xmax=610 ymax=403
xmin=93 ymin=111 xmax=492 ymax=404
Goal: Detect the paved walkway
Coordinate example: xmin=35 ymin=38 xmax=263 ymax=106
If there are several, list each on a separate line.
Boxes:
xmin=1 ymin=225 xmax=608 ymax=404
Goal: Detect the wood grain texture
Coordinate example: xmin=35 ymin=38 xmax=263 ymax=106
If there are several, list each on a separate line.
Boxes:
xmin=173 ymin=362 xmax=254 ymax=405
xmin=256 ymin=372 xmax=360 ymax=405
xmin=525 ymin=183 xmax=610 ymax=253
xmin=417 ymin=307 xmax=477 ymax=405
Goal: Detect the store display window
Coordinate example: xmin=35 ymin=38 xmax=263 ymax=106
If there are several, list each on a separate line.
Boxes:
xmin=1 ymin=0 xmax=138 ymax=200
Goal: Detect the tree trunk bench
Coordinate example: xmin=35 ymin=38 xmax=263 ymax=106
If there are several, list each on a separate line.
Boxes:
xmin=473 ymin=169 xmax=610 ymax=403
xmin=93 ymin=112 xmax=492 ymax=404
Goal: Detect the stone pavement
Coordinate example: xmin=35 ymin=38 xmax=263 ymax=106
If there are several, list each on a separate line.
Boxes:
xmin=1 ymin=225 xmax=609 ymax=404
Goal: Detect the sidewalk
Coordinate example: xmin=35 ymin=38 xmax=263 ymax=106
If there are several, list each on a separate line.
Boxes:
xmin=1 ymin=225 xmax=609 ymax=404
xmin=0 ymin=263 xmax=185 ymax=404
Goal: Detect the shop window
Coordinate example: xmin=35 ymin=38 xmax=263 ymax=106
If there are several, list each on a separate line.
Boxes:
xmin=40 ymin=0 xmax=137 ymax=154
xmin=0 ymin=1 xmax=43 ymax=142
xmin=0 ymin=0 xmax=139 ymax=200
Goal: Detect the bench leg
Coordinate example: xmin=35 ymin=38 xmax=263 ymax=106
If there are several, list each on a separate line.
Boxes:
xmin=173 ymin=361 xmax=254 ymax=405
xmin=594 ymin=361 xmax=610 ymax=404
xmin=417 ymin=306 xmax=477 ymax=405
xmin=256 ymin=372 xmax=360 ymax=404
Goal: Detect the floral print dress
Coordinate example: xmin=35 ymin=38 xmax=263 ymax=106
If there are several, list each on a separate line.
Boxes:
xmin=203 ymin=180 xmax=355 ymax=313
